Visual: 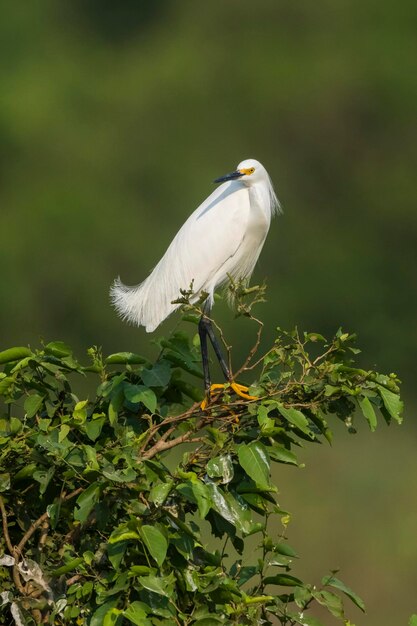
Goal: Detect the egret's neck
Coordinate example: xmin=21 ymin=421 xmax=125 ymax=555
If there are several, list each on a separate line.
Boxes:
xmin=249 ymin=181 xmax=274 ymax=223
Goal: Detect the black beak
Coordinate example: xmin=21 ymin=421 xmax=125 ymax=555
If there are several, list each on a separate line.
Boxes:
xmin=213 ymin=170 xmax=244 ymax=184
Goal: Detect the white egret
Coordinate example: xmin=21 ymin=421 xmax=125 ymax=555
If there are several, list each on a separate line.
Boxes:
xmin=110 ymin=158 xmax=281 ymax=405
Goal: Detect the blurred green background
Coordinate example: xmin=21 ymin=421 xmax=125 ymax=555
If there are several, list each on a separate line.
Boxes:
xmin=1 ymin=1 xmax=416 ymax=623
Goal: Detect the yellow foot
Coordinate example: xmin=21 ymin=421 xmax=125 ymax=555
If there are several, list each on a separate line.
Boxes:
xmin=200 ymin=382 xmax=258 ymax=409
xmin=230 ymin=382 xmax=258 ymax=401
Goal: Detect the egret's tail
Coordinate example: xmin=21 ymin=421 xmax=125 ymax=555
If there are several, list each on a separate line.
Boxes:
xmin=110 ymin=277 xmax=175 ymax=333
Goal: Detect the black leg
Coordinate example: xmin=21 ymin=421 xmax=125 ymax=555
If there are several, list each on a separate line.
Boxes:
xmin=198 ymin=313 xmax=257 ymax=407
xmin=199 ymin=315 xmax=231 ymax=382
xmin=198 ymin=316 xmax=211 ymax=393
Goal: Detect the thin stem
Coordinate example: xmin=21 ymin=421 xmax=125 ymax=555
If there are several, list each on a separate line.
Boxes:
xmin=234 ymin=315 xmax=264 ymax=379
xmin=15 ymin=487 xmax=83 ymax=557
xmin=0 ymin=495 xmax=14 ymax=554
xmin=142 ymin=433 xmax=205 ymax=460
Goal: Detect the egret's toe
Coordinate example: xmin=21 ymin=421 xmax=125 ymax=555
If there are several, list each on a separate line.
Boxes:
xmin=230 ymin=382 xmax=258 ymax=401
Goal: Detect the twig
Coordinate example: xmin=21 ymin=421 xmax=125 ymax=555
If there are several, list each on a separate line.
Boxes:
xmin=1 ymin=487 xmax=85 ymax=605
xmin=138 ymin=402 xmax=201 ymax=454
xmin=157 ymin=424 xmax=177 ymax=444
xmin=38 ymin=519 xmax=49 ymax=553
xmin=142 ymin=412 xmax=209 ymax=461
xmin=142 ymin=434 xmax=205 ymax=460
xmin=234 ymin=315 xmax=264 ymax=379
xmin=0 ymin=495 xmax=14 ymax=554
xmin=0 ymin=495 xmax=26 ymax=595
xmin=241 ymin=346 xmax=275 ymax=374
xmin=15 ymin=487 xmax=83 ymax=557
xmin=66 ymin=573 xmax=82 ymax=586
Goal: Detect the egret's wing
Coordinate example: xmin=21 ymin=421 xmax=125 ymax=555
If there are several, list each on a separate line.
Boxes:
xmin=110 ymin=181 xmax=250 ymax=331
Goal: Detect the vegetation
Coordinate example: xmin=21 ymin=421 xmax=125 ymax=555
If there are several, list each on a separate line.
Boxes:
xmin=0 ymin=4 xmax=414 ymax=624
xmin=0 ymin=292 xmax=403 ymax=625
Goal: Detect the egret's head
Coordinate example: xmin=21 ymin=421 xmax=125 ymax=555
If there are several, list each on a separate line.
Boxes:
xmin=214 ymin=158 xmax=266 ymax=185
xmin=214 ymin=158 xmax=281 ymax=215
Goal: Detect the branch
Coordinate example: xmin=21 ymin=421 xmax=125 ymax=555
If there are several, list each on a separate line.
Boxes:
xmin=234 ymin=315 xmax=264 ymax=379
xmin=0 ymin=495 xmax=26 ymax=595
xmin=15 ymin=487 xmax=83 ymax=557
xmin=0 ymin=488 xmax=84 ymax=607
xmin=139 ymin=402 xmax=201 ymax=454
xmin=0 ymin=495 xmax=14 ymax=554
xmin=142 ymin=411 xmax=208 ymax=459
xmin=66 ymin=574 xmax=82 ymax=586
xmin=142 ymin=433 xmax=205 ymax=460
xmin=38 ymin=519 xmax=49 ymax=553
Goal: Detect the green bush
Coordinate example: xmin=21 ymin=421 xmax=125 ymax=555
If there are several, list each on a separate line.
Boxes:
xmin=0 ymin=312 xmax=403 ymax=625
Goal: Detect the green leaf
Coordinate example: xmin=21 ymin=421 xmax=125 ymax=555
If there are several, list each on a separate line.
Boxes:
xmin=138 ymin=573 xmax=175 ymax=597
xmin=124 ymin=383 xmax=157 ymax=413
xmin=0 ymin=473 xmax=10 ymax=492
xmin=149 ymin=480 xmax=174 ymax=506
xmin=238 ymin=442 xmax=271 ymax=489
xmin=237 ymin=565 xmax=258 ymax=586
xmin=102 ymin=465 xmax=137 ymax=483
xmin=268 ymin=444 xmax=298 ymax=465
xmin=124 ymin=602 xmax=152 ymax=626
xmin=73 ymin=400 xmax=88 ymax=422
xmin=107 ymin=541 xmax=127 ymax=570
xmin=324 ymin=384 xmax=339 ymax=397
xmin=90 ymin=600 xmax=120 ymax=626
xmin=129 ymin=566 xmax=152 ymax=576
xmin=109 ymin=523 xmax=140 ymax=544
xmin=74 ymin=483 xmax=100 ymax=522
xmin=275 ymin=542 xmax=298 ymax=557
xmin=207 ymin=454 xmax=234 ymax=484
xmin=171 ymin=533 xmax=194 ymax=559
xmin=14 ymin=463 xmax=37 ymax=481
xmin=207 ymin=483 xmax=262 ymax=536
xmin=51 ymin=557 xmax=84 ymax=577
xmin=294 ymin=585 xmax=312 ymax=608
xmin=263 ymin=574 xmax=303 ymax=586
xmin=103 ymin=608 xmax=122 ymax=626
xmin=141 ymin=361 xmax=171 ymax=387
xmin=108 ymin=387 xmax=124 ymax=427
xmin=45 ymin=341 xmax=73 ymax=357
xmin=140 ymin=525 xmax=168 ymax=567
xmin=84 ymin=416 xmax=106 ymax=441
xmin=322 ymin=575 xmax=365 ymax=612
xmin=65 ymin=447 xmax=85 ymax=467
xmin=192 ymin=480 xmax=212 ymax=518
xmin=277 ymin=404 xmax=313 ymax=436
xmin=409 ymin=615 xmax=417 ymax=626
xmin=378 ymin=386 xmax=403 ymax=424
xmin=24 ymin=394 xmax=44 ymax=418
xmin=33 ymin=467 xmax=55 ymax=495
xmin=0 ymin=347 xmax=32 ymax=364
xmin=58 ymin=424 xmax=70 ymax=443
xmin=106 ymin=352 xmax=147 ymax=365
xmin=257 ymin=405 xmax=275 ymax=433
xmin=358 ymin=396 xmax=377 ymax=431
xmin=178 ymin=479 xmax=212 ymax=518
xmin=161 ymin=332 xmax=203 ymax=378
xmin=314 ymin=590 xmax=344 ymax=618
xmin=83 ymin=551 xmax=95 ymax=565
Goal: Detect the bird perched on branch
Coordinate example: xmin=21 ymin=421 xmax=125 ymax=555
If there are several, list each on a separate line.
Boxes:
xmin=111 ymin=158 xmax=280 ymax=406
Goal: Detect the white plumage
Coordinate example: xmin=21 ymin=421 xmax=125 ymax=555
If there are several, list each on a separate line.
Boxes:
xmin=110 ymin=158 xmax=280 ymax=332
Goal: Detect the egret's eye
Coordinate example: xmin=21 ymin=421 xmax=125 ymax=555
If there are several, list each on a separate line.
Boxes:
xmin=241 ymin=167 xmax=255 ymax=175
